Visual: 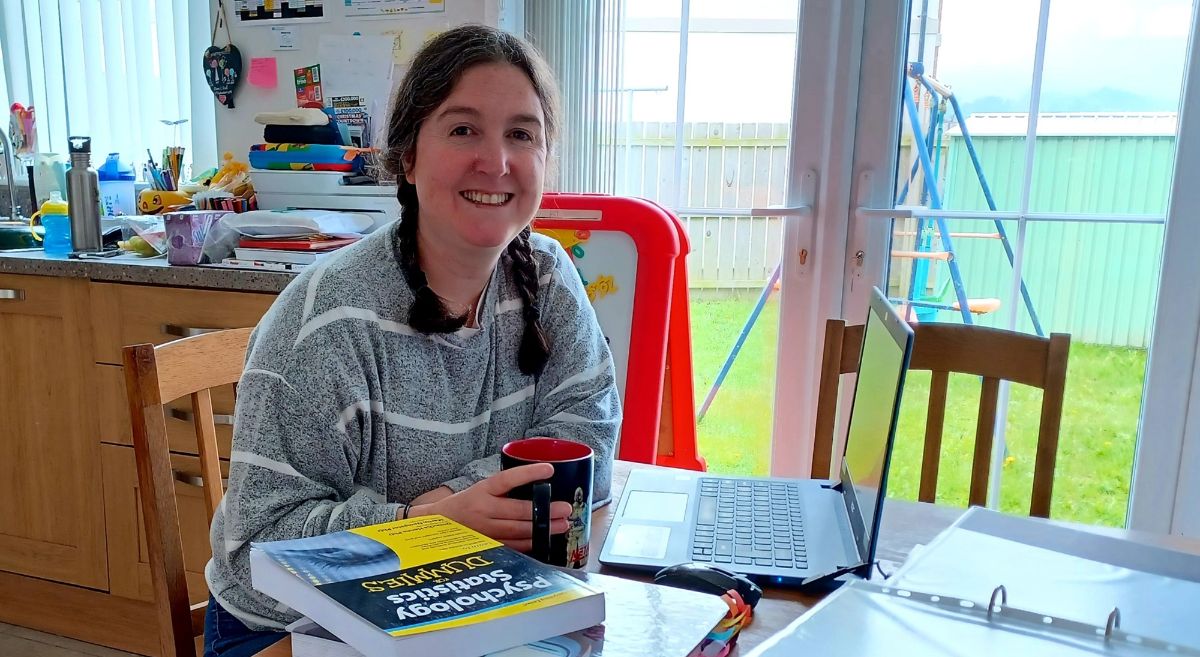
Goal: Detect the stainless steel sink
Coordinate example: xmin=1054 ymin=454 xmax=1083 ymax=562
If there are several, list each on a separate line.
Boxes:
xmin=0 ymin=220 xmax=43 ymax=251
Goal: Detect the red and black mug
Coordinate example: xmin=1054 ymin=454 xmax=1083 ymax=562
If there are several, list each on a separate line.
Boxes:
xmin=500 ymin=438 xmax=594 ymax=568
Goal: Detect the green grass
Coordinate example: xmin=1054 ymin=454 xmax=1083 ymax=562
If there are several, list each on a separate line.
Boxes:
xmin=689 ymin=294 xmax=1143 ymax=528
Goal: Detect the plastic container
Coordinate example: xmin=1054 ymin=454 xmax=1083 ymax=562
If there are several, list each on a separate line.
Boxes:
xmin=164 ymin=210 xmax=230 ymax=265
xmin=30 ymin=192 xmax=72 ymax=256
xmin=33 ymin=153 xmax=67 ymax=208
xmin=97 ymin=153 xmax=137 ymax=216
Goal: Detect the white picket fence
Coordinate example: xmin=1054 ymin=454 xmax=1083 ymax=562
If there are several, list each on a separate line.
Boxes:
xmin=613 ymin=121 xmax=789 ymax=289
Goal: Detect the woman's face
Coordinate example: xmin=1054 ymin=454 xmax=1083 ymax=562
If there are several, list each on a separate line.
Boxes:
xmin=405 ymin=62 xmax=548 ymax=253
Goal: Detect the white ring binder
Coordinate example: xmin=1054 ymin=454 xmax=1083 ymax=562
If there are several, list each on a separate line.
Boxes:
xmin=874 ymin=583 xmax=1198 ymax=656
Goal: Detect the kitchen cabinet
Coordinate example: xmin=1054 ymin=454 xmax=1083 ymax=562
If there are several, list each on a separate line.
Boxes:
xmin=101 ymin=444 xmax=229 ymax=604
xmin=0 ymin=274 xmax=107 ymax=589
xmin=0 ymin=270 xmax=278 ymax=655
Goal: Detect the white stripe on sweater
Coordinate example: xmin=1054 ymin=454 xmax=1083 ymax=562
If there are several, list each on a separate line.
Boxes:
xmin=547 ymin=411 xmax=594 ymax=424
xmin=231 ymin=450 xmax=307 ymax=479
xmin=295 ymin=306 xmax=415 ymax=346
xmin=302 ymin=258 xmax=335 ymax=323
xmin=546 ymin=360 xmax=610 ymax=399
xmin=241 ymin=368 xmax=295 ymax=392
xmin=336 ymin=384 xmax=536 ymax=435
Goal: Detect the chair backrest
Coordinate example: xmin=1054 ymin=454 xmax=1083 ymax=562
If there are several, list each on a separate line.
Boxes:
xmin=122 ymin=328 xmax=253 ymax=657
xmin=814 ymin=319 xmax=1070 ymax=518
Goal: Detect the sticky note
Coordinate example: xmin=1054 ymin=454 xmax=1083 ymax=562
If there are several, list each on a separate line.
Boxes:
xmin=249 ymin=57 xmax=278 ymax=89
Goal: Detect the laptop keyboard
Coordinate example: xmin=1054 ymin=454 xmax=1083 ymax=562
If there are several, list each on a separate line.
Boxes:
xmin=691 ymin=478 xmax=808 ymax=570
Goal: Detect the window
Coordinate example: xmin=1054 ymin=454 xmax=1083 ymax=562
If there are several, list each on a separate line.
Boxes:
xmin=855 ymin=0 xmax=1199 ymax=530
xmin=1 ymin=0 xmax=215 ymax=190
xmin=527 ymin=0 xmax=804 ymax=475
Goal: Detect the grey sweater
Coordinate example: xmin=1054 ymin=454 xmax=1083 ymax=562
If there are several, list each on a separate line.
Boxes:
xmin=204 ymin=225 xmax=621 ymax=629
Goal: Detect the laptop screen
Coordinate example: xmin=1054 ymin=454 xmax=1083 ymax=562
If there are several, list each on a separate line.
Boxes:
xmin=839 ymin=289 xmax=914 ymax=569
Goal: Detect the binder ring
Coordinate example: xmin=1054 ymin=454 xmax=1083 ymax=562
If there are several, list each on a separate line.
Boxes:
xmin=1105 ymin=608 xmax=1122 ymax=640
xmin=987 ymin=585 xmax=1007 ymax=620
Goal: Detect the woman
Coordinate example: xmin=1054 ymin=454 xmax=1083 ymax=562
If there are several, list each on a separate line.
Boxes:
xmin=203 ymin=25 xmax=620 ymax=657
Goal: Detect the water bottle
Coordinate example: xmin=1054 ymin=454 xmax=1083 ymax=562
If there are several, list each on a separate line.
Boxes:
xmin=30 ymin=191 xmax=71 ymax=256
xmin=66 ymin=136 xmax=103 ymax=253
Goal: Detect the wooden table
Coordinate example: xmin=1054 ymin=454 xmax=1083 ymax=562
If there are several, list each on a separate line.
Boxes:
xmin=257 ymin=461 xmax=1200 ymax=656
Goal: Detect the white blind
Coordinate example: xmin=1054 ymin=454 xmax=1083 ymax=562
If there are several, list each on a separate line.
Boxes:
xmin=1 ymin=0 xmax=206 ymax=177
xmin=524 ymin=0 xmax=623 ymax=194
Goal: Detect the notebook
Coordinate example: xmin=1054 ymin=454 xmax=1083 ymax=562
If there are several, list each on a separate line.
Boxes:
xmin=599 ymin=287 xmax=914 ymax=588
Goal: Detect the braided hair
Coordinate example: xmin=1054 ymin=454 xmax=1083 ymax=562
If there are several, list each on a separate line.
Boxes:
xmin=382 ymin=25 xmax=560 ymax=376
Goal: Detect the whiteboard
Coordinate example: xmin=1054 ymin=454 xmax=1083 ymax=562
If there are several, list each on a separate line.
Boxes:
xmin=536 ymin=228 xmax=638 ymax=400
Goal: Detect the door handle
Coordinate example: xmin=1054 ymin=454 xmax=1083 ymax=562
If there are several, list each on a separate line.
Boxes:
xmin=0 ymin=288 xmax=25 ymax=300
xmin=162 ymin=324 xmax=223 ymax=338
xmin=170 ymin=408 xmax=235 ymax=426
xmin=172 ymin=469 xmax=229 ymax=489
xmin=855 ymin=206 xmax=916 ymax=220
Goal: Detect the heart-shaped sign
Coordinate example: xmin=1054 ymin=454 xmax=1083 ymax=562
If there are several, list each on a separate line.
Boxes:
xmin=202 ymin=44 xmax=243 ymax=109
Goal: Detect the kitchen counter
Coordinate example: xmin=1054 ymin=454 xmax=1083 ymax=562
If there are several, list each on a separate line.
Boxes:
xmin=0 ymin=250 xmax=297 ymax=293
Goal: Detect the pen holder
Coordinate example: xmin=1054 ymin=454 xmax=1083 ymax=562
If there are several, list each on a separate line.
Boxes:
xmin=164 ymin=210 xmax=230 ymax=265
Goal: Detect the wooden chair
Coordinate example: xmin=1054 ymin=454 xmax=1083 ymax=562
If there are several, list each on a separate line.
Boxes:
xmin=123 ymin=328 xmax=253 ymax=657
xmin=813 ymin=319 xmax=1070 ymax=518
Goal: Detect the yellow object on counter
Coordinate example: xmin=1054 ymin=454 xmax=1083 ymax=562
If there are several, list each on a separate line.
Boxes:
xmin=138 ymin=189 xmax=192 ymax=214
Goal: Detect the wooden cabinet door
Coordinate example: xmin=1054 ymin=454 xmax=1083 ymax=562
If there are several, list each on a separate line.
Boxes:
xmin=101 ymin=444 xmax=222 ymax=603
xmin=0 ymin=274 xmax=107 ymax=589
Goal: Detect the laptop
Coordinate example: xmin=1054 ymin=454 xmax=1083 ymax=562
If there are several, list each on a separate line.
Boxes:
xmin=599 ymin=288 xmax=914 ymax=588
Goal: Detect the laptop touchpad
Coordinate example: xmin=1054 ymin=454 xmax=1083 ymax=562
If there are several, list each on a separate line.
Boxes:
xmin=609 ymin=524 xmax=672 ymax=559
xmin=622 ymin=491 xmax=689 ymax=522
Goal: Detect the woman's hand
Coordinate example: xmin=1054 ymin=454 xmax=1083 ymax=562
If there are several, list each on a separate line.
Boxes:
xmin=410 ymin=486 xmax=454 ymax=506
xmin=410 ymin=464 xmax=572 ymax=552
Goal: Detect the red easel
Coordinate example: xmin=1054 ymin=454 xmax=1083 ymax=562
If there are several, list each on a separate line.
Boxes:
xmin=535 ymin=194 xmax=704 ymax=470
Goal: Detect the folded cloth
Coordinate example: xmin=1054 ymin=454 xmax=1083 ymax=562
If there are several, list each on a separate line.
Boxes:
xmin=248 ymin=143 xmax=369 ymax=173
xmin=253 ymin=108 xmax=329 ymax=126
xmin=263 ymin=123 xmax=344 ymax=145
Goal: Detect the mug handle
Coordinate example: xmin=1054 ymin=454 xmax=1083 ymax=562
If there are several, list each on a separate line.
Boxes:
xmin=530 ymin=482 xmax=552 ymax=563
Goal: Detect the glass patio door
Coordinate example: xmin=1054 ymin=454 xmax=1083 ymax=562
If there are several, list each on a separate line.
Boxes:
xmin=848 ymin=0 xmax=1200 ymax=530
xmin=611 ymin=0 xmax=832 ymax=476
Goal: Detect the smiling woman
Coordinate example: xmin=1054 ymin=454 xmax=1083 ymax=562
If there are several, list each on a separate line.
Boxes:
xmin=202 ymin=25 xmax=620 ymax=657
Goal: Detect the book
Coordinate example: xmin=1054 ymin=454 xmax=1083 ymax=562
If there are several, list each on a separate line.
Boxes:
xmin=286 ymin=618 xmax=593 ymax=657
xmin=213 ymin=257 xmax=310 ymax=272
xmin=237 ymin=235 xmax=359 ymax=251
xmin=285 ymin=570 xmax=729 ymax=657
xmin=250 ymin=515 xmax=606 ymax=657
xmin=232 ymin=248 xmax=334 ymax=265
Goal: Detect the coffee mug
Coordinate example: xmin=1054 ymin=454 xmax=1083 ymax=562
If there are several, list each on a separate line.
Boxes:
xmin=500 ymin=438 xmax=594 ymax=568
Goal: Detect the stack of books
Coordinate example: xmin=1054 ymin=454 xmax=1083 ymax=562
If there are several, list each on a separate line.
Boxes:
xmin=250 ymin=515 xmax=607 ymax=657
xmin=221 ymin=234 xmax=359 ymax=272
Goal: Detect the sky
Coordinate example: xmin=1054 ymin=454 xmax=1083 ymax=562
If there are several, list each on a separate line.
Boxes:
xmin=622 ymin=0 xmax=1194 ymax=122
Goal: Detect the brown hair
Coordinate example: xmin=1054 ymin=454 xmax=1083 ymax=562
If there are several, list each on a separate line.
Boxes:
xmin=382 ymin=24 xmax=561 ymax=377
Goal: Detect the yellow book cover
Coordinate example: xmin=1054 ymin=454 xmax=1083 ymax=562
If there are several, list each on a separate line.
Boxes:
xmin=252 ymin=515 xmax=604 ymax=642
